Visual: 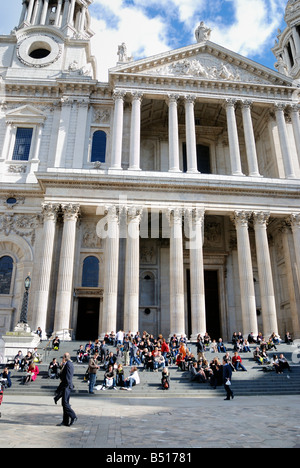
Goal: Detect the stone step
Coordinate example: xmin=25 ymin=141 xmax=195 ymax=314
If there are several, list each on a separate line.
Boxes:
xmin=3 ymin=340 xmax=299 ymax=398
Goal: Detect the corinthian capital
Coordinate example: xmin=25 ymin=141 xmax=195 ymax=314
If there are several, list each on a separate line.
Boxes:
xmin=61 ymin=203 xmax=80 ymax=221
xmin=253 ymin=211 xmax=270 ymax=227
xmin=41 ymin=203 xmax=60 ymax=221
xmin=233 ymin=211 xmax=252 ymax=228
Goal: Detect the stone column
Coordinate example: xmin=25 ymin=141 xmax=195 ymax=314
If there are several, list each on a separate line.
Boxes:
xmin=101 ymin=205 xmax=120 ymax=338
xmin=241 ymin=101 xmax=261 ymax=177
xmin=184 ymin=95 xmax=198 ymax=173
xmin=233 ymin=211 xmax=258 ymax=338
xmin=129 ymin=92 xmax=143 ymax=170
xmin=253 ymin=212 xmax=278 ymax=337
xmin=225 ymin=99 xmax=243 ymax=176
xmin=186 ymin=208 xmax=206 ymax=339
xmin=167 ymin=208 xmax=185 ymax=337
xmin=289 ymin=104 xmax=300 ymax=164
xmin=55 ymin=0 xmax=63 ymax=27
xmin=289 ymin=213 xmax=300 ymax=288
xmin=168 ymin=94 xmax=181 ymax=172
xmin=280 ymin=220 xmax=300 ymax=336
xmin=110 ymin=90 xmax=126 ymax=169
xmin=123 ymin=206 xmax=143 ymax=334
xmin=54 ymin=97 xmax=73 ymax=168
xmin=33 ymin=203 xmax=60 ymax=338
xmin=73 ymin=99 xmax=89 ymax=168
xmin=54 ymin=203 xmax=80 ymax=340
xmin=274 ymin=103 xmax=296 ymax=179
xmin=26 ymin=0 xmax=35 ymax=23
xmin=40 ymin=0 xmax=49 ymax=25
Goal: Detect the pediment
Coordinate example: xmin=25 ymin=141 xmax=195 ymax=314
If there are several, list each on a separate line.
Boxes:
xmin=5 ymin=105 xmax=47 ymax=124
xmin=110 ymin=41 xmax=292 ymax=87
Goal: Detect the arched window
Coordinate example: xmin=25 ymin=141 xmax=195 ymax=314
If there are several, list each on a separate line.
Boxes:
xmin=0 ymin=256 xmax=14 ymax=295
xmin=82 ymin=256 xmax=99 ymax=288
xmin=91 ymin=130 xmax=107 ymax=163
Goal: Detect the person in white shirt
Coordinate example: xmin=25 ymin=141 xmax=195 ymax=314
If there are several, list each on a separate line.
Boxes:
xmin=122 ymin=366 xmax=140 ymax=391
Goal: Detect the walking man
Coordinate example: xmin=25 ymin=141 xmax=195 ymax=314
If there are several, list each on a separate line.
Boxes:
xmin=56 ymin=352 xmax=77 ymax=426
xmin=223 ymin=357 xmax=234 ymax=401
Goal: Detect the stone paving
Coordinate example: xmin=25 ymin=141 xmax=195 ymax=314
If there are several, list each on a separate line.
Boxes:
xmin=1 ymin=394 xmax=300 ymax=449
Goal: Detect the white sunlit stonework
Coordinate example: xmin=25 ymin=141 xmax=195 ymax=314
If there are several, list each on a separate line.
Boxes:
xmin=0 ymin=0 xmax=300 ymax=345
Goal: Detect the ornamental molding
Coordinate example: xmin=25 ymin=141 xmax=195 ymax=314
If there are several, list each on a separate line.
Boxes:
xmin=0 ymin=213 xmax=42 ymax=245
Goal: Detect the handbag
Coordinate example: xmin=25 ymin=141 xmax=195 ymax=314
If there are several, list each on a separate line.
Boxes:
xmin=225 ymin=379 xmax=231 ymax=386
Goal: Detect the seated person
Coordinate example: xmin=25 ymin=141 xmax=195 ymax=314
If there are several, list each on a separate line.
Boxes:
xmin=76 ymin=345 xmax=86 ymax=363
xmin=217 ymin=338 xmax=226 ymax=353
xmin=154 ymin=351 xmax=165 ymax=371
xmin=190 ymin=362 xmax=206 ymax=383
xmin=285 ymin=332 xmax=293 ymax=345
xmin=52 ymin=336 xmax=60 ymax=350
xmin=278 ymin=354 xmax=291 ymax=373
xmin=161 ymin=368 xmax=170 ymax=390
xmin=100 ymin=365 xmax=117 ymax=390
xmin=14 ymin=351 xmax=24 ymax=370
xmin=232 ymin=352 xmax=247 ymax=371
xmin=104 ymin=351 xmax=117 ymax=370
xmin=243 ymin=340 xmax=251 ymax=353
xmin=116 ymin=364 xmax=125 ymax=387
xmin=48 ymin=358 xmax=60 ymax=379
xmin=20 ymin=351 xmax=33 ymax=371
xmin=144 ymin=352 xmax=154 ymax=372
xmin=23 ymin=363 xmax=39 ymax=385
xmin=0 ymin=368 xmax=12 ymax=388
xmin=122 ymin=366 xmax=140 ymax=391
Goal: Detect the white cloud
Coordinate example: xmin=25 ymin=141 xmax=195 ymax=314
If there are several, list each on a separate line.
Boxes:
xmin=208 ymin=0 xmax=286 ymax=59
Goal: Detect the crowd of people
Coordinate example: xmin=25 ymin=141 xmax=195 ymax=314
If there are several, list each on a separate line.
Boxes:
xmin=2 ymin=328 xmax=294 ymax=396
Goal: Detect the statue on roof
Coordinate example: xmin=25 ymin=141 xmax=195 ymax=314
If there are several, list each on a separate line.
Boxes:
xmin=195 ymin=21 xmax=212 ymax=43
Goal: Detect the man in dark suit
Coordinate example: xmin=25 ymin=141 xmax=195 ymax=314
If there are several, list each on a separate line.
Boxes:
xmin=223 ymin=358 xmax=234 ymax=401
xmin=55 ymin=352 xmax=77 ymax=427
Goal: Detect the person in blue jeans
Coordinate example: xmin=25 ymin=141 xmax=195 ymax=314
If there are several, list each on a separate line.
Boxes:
xmin=217 ymin=338 xmax=227 ymax=353
xmin=122 ymin=367 xmax=140 ymax=391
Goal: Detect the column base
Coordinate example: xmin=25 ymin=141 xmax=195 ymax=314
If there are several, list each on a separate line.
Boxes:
xmin=55 ymin=329 xmax=72 ymax=342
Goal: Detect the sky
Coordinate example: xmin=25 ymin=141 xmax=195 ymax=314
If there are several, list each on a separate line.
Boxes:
xmin=0 ymin=0 xmax=288 ymax=82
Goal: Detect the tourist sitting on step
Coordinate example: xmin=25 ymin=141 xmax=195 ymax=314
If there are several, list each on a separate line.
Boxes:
xmin=153 ymin=351 xmax=165 ymax=372
xmin=52 ymin=336 xmax=60 ymax=351
xmin=190 ymin=362 xmax=207 ymax=383
xmin=144 ymin=351 xmax=154 ymax=371
xmin=76 ymin=345 xmax=87 ymax=363
xmin=20 ymin=351 xmax=33 ymax=372
xmin=100 ymin=365 xmax=117 ymax=391
xmin=0 ymin=368 xmax=12 ymax=388
xmin=22 ymin=363 xmax=39 ymax=385
xmin=278 ymin=354 xmax=292 ymax=373
xmin=209 ymin=358 xmax=223 ymax=389
xmin=116 ymin=364 xmax=125 ymax=387
xmin=14 ymin=351 xmax=24 ymax=371
xmin=103 ymin=351 xmax=117 ymax=370
xmin=48 ymin=358 xmax=60 ymax=379
xmin=121 ymin=366 xmax=140 ymax=391
xmin=161 ymin=368 xmax=170 ymax=390
xmin=232 ymin=352 xmax=247 ymax=372
xmin=217 ymin=338 xmax=227 ymax=353
xmin=285 ymin=332 xmax=293 ymax=345
xmin=243 ymin=340 xmax=251 ymax=353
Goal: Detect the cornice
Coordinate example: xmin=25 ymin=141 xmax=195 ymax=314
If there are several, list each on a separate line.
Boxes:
xmin=36 ymin=171 xmax=300 ymax=201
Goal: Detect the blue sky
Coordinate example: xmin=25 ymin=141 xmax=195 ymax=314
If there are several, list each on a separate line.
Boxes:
xmin=0 ymin=0 xmax=288 ymax=81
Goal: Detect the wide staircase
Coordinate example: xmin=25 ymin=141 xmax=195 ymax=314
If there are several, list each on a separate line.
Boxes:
xmin=2 ymin=340 xmax=300 ymax=399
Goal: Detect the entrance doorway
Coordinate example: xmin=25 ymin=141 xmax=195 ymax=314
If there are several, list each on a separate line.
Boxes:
xmin=187 ymin=270 xmax=221 ymax=339
xmin=76 ymin=297 xmax=100 ymax=341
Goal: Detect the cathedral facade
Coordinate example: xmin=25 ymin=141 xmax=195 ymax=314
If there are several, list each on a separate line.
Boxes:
xmin=0 ymin=0 xmax=300 ymax=342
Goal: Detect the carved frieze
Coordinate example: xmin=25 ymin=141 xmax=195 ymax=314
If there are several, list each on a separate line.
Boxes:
xmin=0 ymin=213 xmax=41 ymax=245
xmin=143 ymin=53 xmax=271 ymax=84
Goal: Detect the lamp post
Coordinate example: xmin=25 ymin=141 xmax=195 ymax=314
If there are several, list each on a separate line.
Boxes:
xmin=19 ymin=273 xmax=31 ymax=327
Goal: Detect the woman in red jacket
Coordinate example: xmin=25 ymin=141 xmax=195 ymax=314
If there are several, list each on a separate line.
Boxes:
xmin=23 ymin=363 xmax=39 ymax=385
